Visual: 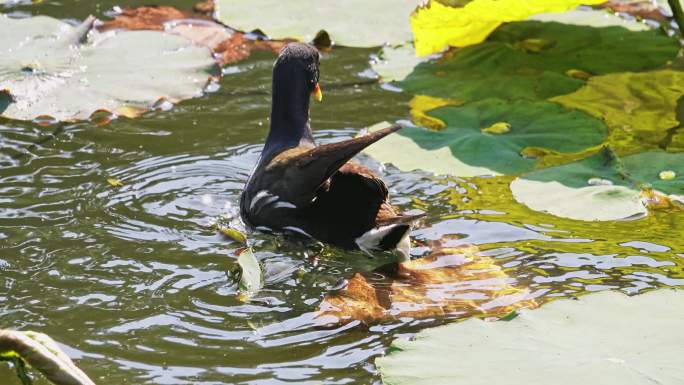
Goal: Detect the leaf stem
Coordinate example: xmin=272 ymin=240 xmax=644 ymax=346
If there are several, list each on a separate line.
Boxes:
xmin=0 ymin=330 xmax=96 ymax=385
xmin=668 ymin=0 xmax=684 ymax=37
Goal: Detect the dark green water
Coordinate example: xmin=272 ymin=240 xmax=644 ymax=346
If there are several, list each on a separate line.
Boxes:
xmin=2 ymin=1 xmax=684 ymax=384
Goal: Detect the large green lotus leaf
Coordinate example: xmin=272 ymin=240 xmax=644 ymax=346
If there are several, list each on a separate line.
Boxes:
xmin=624 ymin=151 xmax=684 ymax=193
xmin=377 ymin=289 xmax=684 ymax=385
xmin=511 ymin=150 xmax=684 ymax=221
xmin=400 ymin=21 xmax=679 ymax=102
xmin=364 ymin=99 xmax=607 ymax=176
xmin=0 ymin=14 xmax=215 ymax=121
xmin=214 ymin=0 xmax=422 ymax=47
xmin=550 ymin=71 xmax=684 ymax=153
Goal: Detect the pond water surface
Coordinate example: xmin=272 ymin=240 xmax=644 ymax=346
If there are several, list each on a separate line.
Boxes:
xmin=1 ymin=1 xmax=684 ymax=384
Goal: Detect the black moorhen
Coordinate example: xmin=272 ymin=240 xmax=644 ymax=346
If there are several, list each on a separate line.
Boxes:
xmin=240 ymin=43 xmax=423 ymax=261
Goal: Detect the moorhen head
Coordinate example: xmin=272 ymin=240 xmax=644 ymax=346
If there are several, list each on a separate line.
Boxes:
xmin=263 ymin=42 xmax=321 ymax=162
xmin=240 ymin=42 xmax=423 ymax=261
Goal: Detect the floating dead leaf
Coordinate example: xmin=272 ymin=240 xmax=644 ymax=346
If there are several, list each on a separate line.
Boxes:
xmin=115 ymin=105 xmax=146 ymax=119
xmin=515 ymin=38 xmax=555 ymax=53
xmin=482 ymin=122 xmax=511 ymax=135
xmin=565 ymin=69 xmax=593 ymax=80
xmin=89 ymin=109 xmax=117 ymax=126
xmin=520 ymin=146 xmax=557 ymax=159
xmin=660 ymin=170 xmax=677 ymax=180
xmin=599 ymin=0 xmax=669 ymax=21
xmin=641 ymin=187 xmax=684 ymax=211
xmin=217 ymin=225 xmax=247 ymax=244
xmin=316 ymin=242 xmax=536 ymax=325
xmin=106 ymin=178 xmax=124 ymax=187
xmin=409 ymin=95 xmax=464 ymax=130
xmin=99 ymin=6 xmax=285 ymax=66
xmin=194 ymin=0 xmax=215 ymax=14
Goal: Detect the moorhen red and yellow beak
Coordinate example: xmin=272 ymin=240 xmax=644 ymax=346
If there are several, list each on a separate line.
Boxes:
xmin=312 ymin=83 xmax=322 ymax=102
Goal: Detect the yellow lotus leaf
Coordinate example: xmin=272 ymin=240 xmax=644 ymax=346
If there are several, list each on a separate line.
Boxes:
xmin=550 ymin=70 xmax=684 ymax=153
xmin=411 ymin=0 xmax=606 ymax=56
xmin=409 ymin=95 xmax=464 ymax=130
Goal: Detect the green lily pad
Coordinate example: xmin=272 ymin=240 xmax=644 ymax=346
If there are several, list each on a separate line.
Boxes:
xmin=237 ymin=247 xmax=263 ymax=300
xmin=364 ymin=99 xmax=607 ymax=176
xmin=377 ymin=289 xmax=684 ymax=385
xmin=550 ymin=70 xmax=684 ymax=153
xmin=214 ymin=0 xmax=421 ymax=47
xmin=0 ymin=14 xmax=215 ymax=121
xmin=511 ymin=149 xmax=684 ymax=221
xmin=400 ymin=21 xmax=679 ymax=102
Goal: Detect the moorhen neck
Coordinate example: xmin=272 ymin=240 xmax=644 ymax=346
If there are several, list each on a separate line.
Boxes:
xmin=240 ymin=42 xmax=423 ymax=261
xmin=262 ymin=43 xmax=317 ymax=162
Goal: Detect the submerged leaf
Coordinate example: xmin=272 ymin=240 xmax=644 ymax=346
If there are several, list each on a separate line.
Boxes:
xmin=401 ymin=21 xmax=679 ymax=102
xmin=316 ymin=243 xmax=536 ymax=325
xmin=0 ymin=14 xmax=215 ymax=122
xmin=364 ymin=99 xmax=607 ymax=176
xmin=511 ymin=150 xmax=684 ymax=221
xmin=236 ymin=247 xmax=263 ymax=300
xmin=410 ymin=0 xmax=606 ymax=56
xmin=214 ymin=0 xmax=421 ymax=47
xmin=377 ymin=289 xmax=684 ymax=385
